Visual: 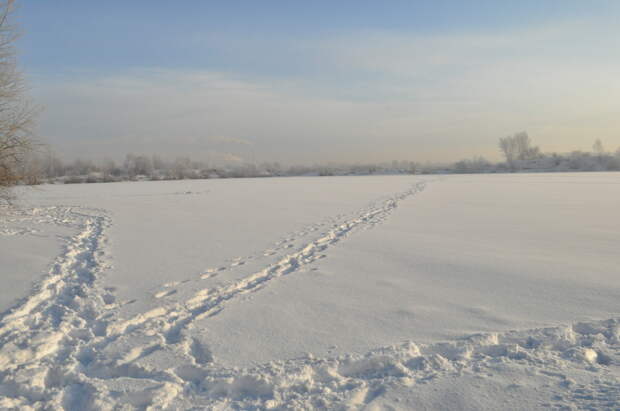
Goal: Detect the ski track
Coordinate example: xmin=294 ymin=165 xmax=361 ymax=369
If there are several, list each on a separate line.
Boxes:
xmin=1 ymin=181 xmax=619 ymax=410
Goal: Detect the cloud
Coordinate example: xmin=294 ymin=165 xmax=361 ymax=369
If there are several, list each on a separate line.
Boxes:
xmin=31 ymin=17 xmax=620 ymax=163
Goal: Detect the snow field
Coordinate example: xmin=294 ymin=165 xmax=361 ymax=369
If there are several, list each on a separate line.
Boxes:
xmin=0 ymin=174 xmax=619 ymax=410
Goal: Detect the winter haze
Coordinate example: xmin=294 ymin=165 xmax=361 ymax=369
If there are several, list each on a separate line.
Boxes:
xmin=3 ymin=2 xmax=620 ymax=410
xmin=18 ymin=1 xmax=620 ymax=164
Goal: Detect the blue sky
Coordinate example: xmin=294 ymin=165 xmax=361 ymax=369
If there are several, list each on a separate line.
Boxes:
xmin=14 ymin=1 xmax=620 ymax=163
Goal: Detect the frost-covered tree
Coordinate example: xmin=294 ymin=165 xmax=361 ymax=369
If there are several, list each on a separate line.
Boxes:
xmin=0 ymin=0 xmax=37 ymax=203
xmin=499 ymin=134 xmax=518 ymax=170
xmin=499 ymin=132 xmax=539 ymax=171
xmin=593 ymin=139 xmax=605 ymax=155
xmin=124 ymin=154 xmax=153 ymax=178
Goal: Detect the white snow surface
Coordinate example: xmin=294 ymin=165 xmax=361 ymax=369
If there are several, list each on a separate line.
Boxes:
xmin=1 ymin=173 xmax=619 ymax=410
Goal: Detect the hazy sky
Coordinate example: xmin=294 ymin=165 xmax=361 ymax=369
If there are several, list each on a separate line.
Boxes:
xmin=16 ymin=1 xmax=620 ymax=164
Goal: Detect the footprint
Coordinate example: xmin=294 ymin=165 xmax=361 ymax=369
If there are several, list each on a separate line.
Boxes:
xmin=231 ymin=260 xmax=245 ymax=267
xmin=204 ymin=266 xmax=227 ymax=274
xmin=201 ymin=272 xmax=218 ymax=280
xmin=190 ymin=337 xmax=213 ymax=365
xmin=154 ymin=289 xmax=177 ymax=299
xmin=102 ymin=293 xmax=116 ymax=305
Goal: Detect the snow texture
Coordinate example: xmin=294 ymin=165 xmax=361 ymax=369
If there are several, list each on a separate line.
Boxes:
xmin=1 ymin=174 xmax=619 ymax=410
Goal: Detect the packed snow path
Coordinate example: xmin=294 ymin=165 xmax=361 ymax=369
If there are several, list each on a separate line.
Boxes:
xmin=1 ymin=176 xmax=619 ymax=410
xmin=0 ymin=206 xmax=114 ymax=409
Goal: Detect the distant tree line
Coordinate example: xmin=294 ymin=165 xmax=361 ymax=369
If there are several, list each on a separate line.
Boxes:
xmin=22 ymin=153 xmax=419 ymax=184
xmin=13 ymin=133 xmax=620 ymax=186
xmin=438 ymin=133 xmax=620 ymax=174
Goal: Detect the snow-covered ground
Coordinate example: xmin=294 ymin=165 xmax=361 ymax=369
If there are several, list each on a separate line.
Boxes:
xmin=1 ymin=173 xmax=619 ymax=410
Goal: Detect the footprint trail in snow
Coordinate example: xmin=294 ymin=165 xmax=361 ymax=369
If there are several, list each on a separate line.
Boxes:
xmin=1 ymin=180 xmax=619 ymax=410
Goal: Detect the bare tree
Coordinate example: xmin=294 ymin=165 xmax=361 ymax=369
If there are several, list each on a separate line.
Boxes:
xmin=0 ymin=0 xmax=37 ymax=203
xmin=593 ymin=139 xmax=605 ymax=155
xmin=499 ymin=131 xmax=539 ymax=171
xmin=499 ymin=135 xmax=518 ymax=170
